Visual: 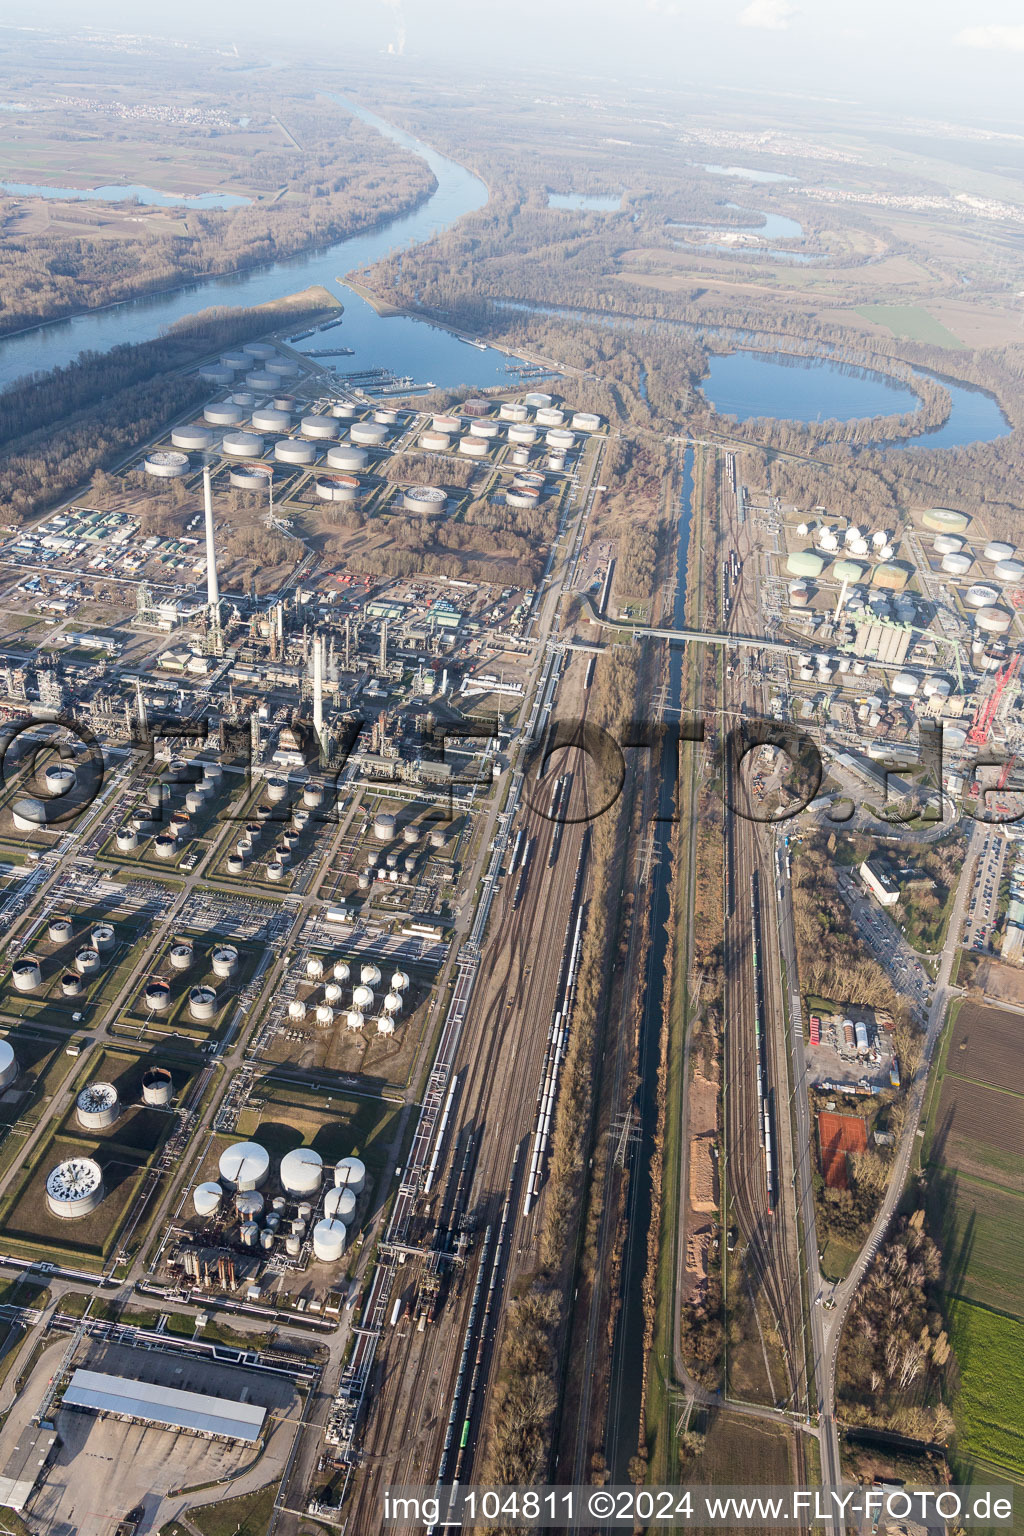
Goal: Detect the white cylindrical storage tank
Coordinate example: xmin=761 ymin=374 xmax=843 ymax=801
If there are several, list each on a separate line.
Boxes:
xmin=12 ymin=797 xmax=46 ymax=832
xmin=141 ymin=1066 xmax=173 ymax=1105
xmin=265 ymin=357 xmax=297 ymax=378
xmin=357 ymin=871 xmax=370 ymax=892
xmin=0 ymin=1041 xmax=17 ymax=1092
xmin=334 ymin=1156 xmax=366 ymax=1194
xmin=205 ymin=402 xmax=244 ymax=426
xmin=333 ymin=960 xmax=351 ymax=983
xmin=75 ymin=947 xmax=101 ymax=976
xmin=235 ymin=1190 xmax=265 ymax=1220
xmin=302 ymin=783 xmax=325 ymax=809
xmin=229 ymin=464 xmax=274 ymax=492
xmin=154 ymin=835 xmax=178 ymax=860
xmin=227 ymin=854 xmax=245 ymax=874
xmin=211 ymin=944 xmax=239 ymax=979
xmin=251 ymin=408 xmax=291 ymax=432
xmin=301 ymin=414 xmax=340 ymax=440
xmin=46 ymin=1158 xmax=104 ymax=1219
xmin=42 ymin=763 xmax=76 ymax=798
xmin=91 ymin=923 xmax=115 ymax=955
xmin=169 ymin=941 xmax=193 ymax=971
xmin=374 ymin=813 xmax=396 ymax=842
xmin=345 ymin=1009 xmax=364 ymax=1031
xmin=965 ymin=583 xmax=999 ymax=608
xmin=189 ymin=985 xmax=217 ymax=1020
xmin=144 ymin=979 xmax=171 ymax=1013
xmin=500 ymin=402 xmax=529 ymax=422
xmin=403 ymin=487 xmax=448 ymax=515
xmin=76 ymin=1082 xmax=119 ymax=1129
xmin=352 ymin=984 xmax=374 ymax=1011
xmin=261 ymin=1231 xmax=275 ymax=1252
xmin=507 ymin=487 xmax=542 ymax=510
xmin=571 ymin=411 xmax=601 ymax=431
xmin=468 ymin=419 xmax=500 ymax=439
xmin=315 ymin=1003 xmax=334 ymax=1027
xmin=892 ymin=672 xmax=919 ymax=697
xmin=274 ymin=437 xmax=316 ymax=465
xmin=360 ymin=963 xmax=381 ymax=987
xmin=116 ymin=825 xmax=139 ymax=852
xmin=331 ymin=401 xmax=358 ymax=418
xmin=941 ymin=552 xmax=972 ymax=575
xmin=459 ymin=436 xmax=488 ymax=457
xmin=48 ymin=916 xmax=74 ymax=944
xmin=933 ymin=535 xmax=962 ymax=556
xmin=326 ymin=444 xmax=369 ymax=471
xmin=172 ymin=424 xmax=214 ymax=451
xmin=243 ymin=341 xmax=276 ymax=360
xmin=788 ymin=582 xmax=810 ymax=608
xmin=350 ymin=421 xmax=388 ymax=446
xmin=976 ymin=606 xmax=1013 ymax=634
xmin=545 ymin=428 xmax=574 ymax=451
xmin=985 ymin=542 xmax=1015 ymax=562
xmin=315 ymin=474 xmax=360 ymax=502
xmin=312 ymin=1218 xmax=348 ymax=1262
xmin=420 ymin=431 xmax=451 ymax=451
xmin=535 ymin=407 xmax=565 ymax=426
xmin=280 ymin=1146 xmax=323 ymax=1197
xmin=221 ymin=431 xmax=264 ymax=458
xmin=433 ymin=414 xmax=461 ymax=432
xmin=245 ymin=371 xmax=276 ymax=389
xmin=144 ymin=450 xmax=190 ymax=479
xmin=219 ymin=1141 xmax=270 ymax=1192
xmin=231 ymin=391 xmax=255 ymax=408
xmin=240 ymin=1222 xmax=260 ymax=1248
xmin=200 ymin=366 xmax=233 ymax=385
xmin=193 ymin=1181 xmax=222 ymax=1218
xmin=507 ymin=423 xmax=538 ymax=444
xmin=185 ymin=789 xmax=207 ymax=814
xmin=267 ymin=777 xmax=289 ymax=803
xmin=995 ymin=559 xmax=1024 ymax=581
xmin=324 ymin=1186 xmax=357 ymax=1225
xmin=383 ymin=990 xmax=402 ymax=1015
xmin=285 ymin=1234 xmax=302 ymax=1258
xmin=221 ymin=350 xmax=249 ymax=369
xmin=10 ymin=958 xmax=41 ymax=993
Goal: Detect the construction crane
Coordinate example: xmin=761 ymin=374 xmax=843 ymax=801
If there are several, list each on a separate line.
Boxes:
xmin=967 ymin=652 xmax=1021 ymax=747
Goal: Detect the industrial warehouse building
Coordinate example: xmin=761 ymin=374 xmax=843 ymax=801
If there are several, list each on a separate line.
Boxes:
xmin=859 ymin=856 xmax=900 ymax=908
xmin=61 ymin=1369 xmax=266 ymax=1443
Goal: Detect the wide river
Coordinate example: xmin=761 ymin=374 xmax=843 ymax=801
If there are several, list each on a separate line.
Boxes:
xmin=0 ymin=100 xmax=1012 ymax=451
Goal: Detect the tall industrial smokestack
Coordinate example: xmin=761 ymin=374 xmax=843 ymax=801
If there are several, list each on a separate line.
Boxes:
xmin=312 ymin=631 xmax=324 ymax=748
xmin=203 ymin=466 xmax=219 ymax=611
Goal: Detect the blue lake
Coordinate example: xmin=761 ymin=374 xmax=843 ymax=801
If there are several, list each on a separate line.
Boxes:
xmin=547 ymin=192 xmax=621 ymax=211
xmin=697 ymin=163 xmax=797 ymax=183
xmin=1 ymin=180 xmax=252 ymax=209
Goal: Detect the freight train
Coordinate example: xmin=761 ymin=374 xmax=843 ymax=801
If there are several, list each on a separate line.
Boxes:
xmin=751 ymin=869 xmax=776 ymax=1214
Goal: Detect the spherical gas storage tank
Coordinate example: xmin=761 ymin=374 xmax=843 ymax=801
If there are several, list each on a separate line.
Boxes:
xmin=832 ymin=560 xmax=865 ymax=583
xmin=333 ymin=960 xmax=351 ymax=982
xmin=189 ymin=985 xmax=218 ymax=1021
xmin=391 ymin=970 xmax=410 ymax=992
xmin=346 ymin=1009 xmax=365 ymax=1031
xmin=352 ymin=984 xmax=374 ymax=1011
xmin=280 ymin=1146 xmax=323 ymax=1197
xmin=334 ymin=1155 xmax=366 ymax=1195
xmin=941 ymin=552 xmax=972 ymax=576
xmin=251 ymin=408 xmax=291 ymax=432
xmin=46 ymin=1157 xmax=104 ymax=1219
xmin=350 ymin=421 xmax=388 ymax=446
xmin=995 ymin=558 xmax=1024 ymax=582
xmin=976 ymin=605 xmax=1013 ymax=634
xmin=786 ymin=551 xmax=825 ymax=579
xmin=221 ymin=431 xmax=264 ymax=459
xmin=193 ymin=1181 xmax=222 ymax=1217
xmin=144 ymin=450 xmax=190 ymax=479
xmin=458 ymin=436 xmax=488 ymax=457
xmin=274 ymin=437 xmax=316 ymax=465
xmin=360 ymin=963 xmax=382 ymax=987
xmin=142 ymin=1066 xmax=173 ymax=1105
xmin=172 ymin=424 xmax=214 ymax=451
xmin=315 ymin=1004 xmax=334 ymax=1027
xmin=965 ymin=583 xmax=1000 ymax=609
xmin=324 ymin=981 xmax=343 ymax=1005
xmin=301 ymin=414 xmax=340 ymax=440
xmin=205 ymin=402 xmax=245 ymax=428
xmin=383 ymin=990 xmax=402 ymax=1015
xmin=932 ymin=534 xmax=963 ymax=556
xmin=324 ymin=1186 xmax=358 ymax=1224
xmin=403 ymin=487 xmax=447 ymax=515
xmin=377 ymin=1014 xmax=395 ymax=1035
xmin=76 ymin=1081 xmax=119 ymax=1130
xmin=219 ymin=1141 xmax=270 ymax=1192
xmin=312 ymin=1217 xmax=348 ymax=1262
xmin=315 ymin=474 xmax=360 ymax=502
xmin=921 ymin=507 xmax=970 ymax=535
xmin=0 ymin=1041 xmax=17 ymax=1093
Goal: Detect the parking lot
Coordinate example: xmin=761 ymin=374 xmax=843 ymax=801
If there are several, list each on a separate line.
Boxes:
xmin=837 ymin=868 xmax=932 ymax=1012
xmin=963 ymin=830 xmax=1007 ymax=953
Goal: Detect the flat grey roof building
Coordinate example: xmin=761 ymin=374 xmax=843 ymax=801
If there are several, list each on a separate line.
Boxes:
xmin=62 ymin=1369 xmax=265 ymax=1443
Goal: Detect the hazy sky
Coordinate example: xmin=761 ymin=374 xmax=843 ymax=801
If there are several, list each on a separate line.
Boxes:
xmin=15 ymin=0 xmax=1024 ymax=125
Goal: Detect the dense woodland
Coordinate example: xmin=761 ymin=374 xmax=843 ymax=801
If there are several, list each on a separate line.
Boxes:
xmin=0 ymin=101 xmax=436 ymax=336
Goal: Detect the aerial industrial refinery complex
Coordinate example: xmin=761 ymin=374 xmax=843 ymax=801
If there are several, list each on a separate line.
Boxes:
xmin=0 ymin=233 xmax=1020 ymax=1536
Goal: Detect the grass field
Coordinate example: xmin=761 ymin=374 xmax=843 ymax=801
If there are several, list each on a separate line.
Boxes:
xmin=950 ymin=1302 xmax=1024 ymax=1478
xmin=930 ymin=1075 xmax=1024 ymax=1191
xmin=928 ymin=1175 xmax=1024 ymax=1319
xmin=855 ymin=304 xmax=966 ymax=349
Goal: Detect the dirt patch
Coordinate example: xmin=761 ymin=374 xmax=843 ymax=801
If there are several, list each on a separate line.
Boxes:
xmin=817 ymin=1111 xmax=868 ymax=1190
xmin=933 ymin=1074 xmax=1024 ymax=1191
xmin=949 ymin=1000 xmax=1024 ymax=1090
xmin=689 ymin=1133 xmax=717 ymax=1211
xmin=971 ymin=957 xmax=1024 ymax=1006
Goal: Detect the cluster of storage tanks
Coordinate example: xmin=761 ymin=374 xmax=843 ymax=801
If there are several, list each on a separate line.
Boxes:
xmin=291 ymin=955 xmax=411 ymax=1036
xmin=839 ymin=1017 xmax=874 ymax=1057
xmin=10 ymin=916 xmax=120 ymax=999
xmin=195 ymin=1142 xmax=368 ymax=1264
xmin=418 ymin=398 xmax=600 ymax=471
xmin=352 ymin=812 xmax=440 ymax=901
xmin=115 ymin=758 xmax=222 ymax=863
xmin=10 ymin=760 xmax=80 ymax=834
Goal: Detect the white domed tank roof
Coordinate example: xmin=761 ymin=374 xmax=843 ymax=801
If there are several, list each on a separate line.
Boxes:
xmin=985 ymin=542 xmax=1015 ymax=562
xmin=891 ymin=672 xmax=920 ymax=697
xmin=334 ymin=1155 xmax=366 ymax=1194
xmin=352 ymin=984 xmax=374 ymax=1011
xmin=345 ymin=1010 xmax=365 ymax=1031
xmin=796 ymin=522 xmax=809 ymax=537
xmin=360 ymin=963 xmax=381 ymax=987
xmin=280 ymin=1146 xmax=323 ymax=1196
xmin=965 ymin=583 xmax=1000 ymax=609
xmin=288 ymin=999 xmax=306 ymax=1020
xmin=922 ymin=507 xmax=970 ymax=534
xmin=324 ymin=1186 xmax=358 ymax=1224
xmin=333 ymin=960 xmax=350 ymax=982
xmin=312 ymin=1217 xmax=348 ymax=1262
xmin=995 ymin=559 xmax=1024 ymax=581
xmin=871 ymin=530 xmax=889 ymax=548
xmin=306 ymin=955 xmax=324 ymax=979
xmin=976 ymin=605 xmax=1013 ymax=634
xmin=12 ymin=797 xmax=47 ymax=832
xmin=218 ymin=1141 xmax=270 ymax=1191
xmin=941 ymin=552 xmax=972 ymax=575
xmin=377 ymin=1015 xmax=395 ymax=1035
xmin=0 ymin=1040 xmax=17 ymax=1090
xmin=383 ymin=991 xmax=402 ymax=1014
xmin=193 ymin=1181 xmax=223 ymax=1217
xmin=373 ymin=813 xmax=396 ymax=842
xmin=391 ymin=970 xmax=410 ymax=992
xmin=933 ymin=535 xmax=962 ymax=556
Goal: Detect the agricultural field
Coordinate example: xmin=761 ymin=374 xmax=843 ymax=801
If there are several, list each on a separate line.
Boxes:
xmin=854 ymin=303 xmax=966 ymax=349
xmin=947 ymin=1001 xmax=1024 ymax=1090
xmin=949 ymin=1302 xmax=1024 ymax=1479
xmin=926 ymin=1176 xmax=1024 ymax=1320
xmin=929 ymin=1075 xmax=1024 ymax=1192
